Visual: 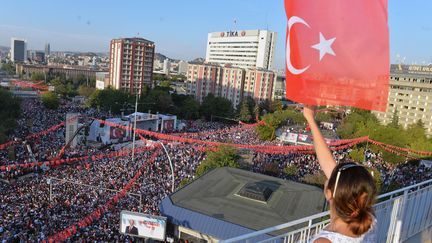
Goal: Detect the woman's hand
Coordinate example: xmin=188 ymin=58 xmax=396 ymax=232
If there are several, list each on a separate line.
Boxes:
xmin=303 ymin=105 xmax=316 ymax=122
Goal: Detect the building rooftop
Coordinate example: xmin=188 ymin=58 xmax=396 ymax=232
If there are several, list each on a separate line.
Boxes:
xmin=113 ymin=37 xmax=154 ymax=44
xmin=160 ymin=167 xmax=325 ymax=240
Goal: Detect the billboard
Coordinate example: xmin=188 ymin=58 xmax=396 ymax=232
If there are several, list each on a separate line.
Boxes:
xmin=110 ymin=127 xmax=126 ymax=139
xmin=286 ymin=132 xmax=298 ymax=144
xmin=163 ymin=119 xmax=174 ymax=131
xmin=120 ymin=211 xmax=167 ymax=240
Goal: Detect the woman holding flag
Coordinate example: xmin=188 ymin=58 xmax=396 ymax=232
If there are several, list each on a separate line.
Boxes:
xmin=304 ymin=106 xmax=377 ymax=243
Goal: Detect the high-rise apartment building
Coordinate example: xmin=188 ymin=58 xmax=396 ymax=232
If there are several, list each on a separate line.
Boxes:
xmin=186 ymin=63 xmax=223 ymax=103
xmin=373 ymin=64 xmax=432 ymax=136
xmin=220 ymin=66 xmax=245 ymax=108
xmin=187 ymin=63 xmax=275 ymax=107
xmin=10 ymin=38 xmax=27 ymax=63
xmin=243 ymin=68 xmax=275 ymax=103
xmin=109 ymin=37 xmax=155 ymax=94
xmin=163 ymin=59 xmax=171 ymax=75
xmin=205 ymin=30 xmax=277 ymax=69
xmin=45 ymin=43 xmax=50 ymax=56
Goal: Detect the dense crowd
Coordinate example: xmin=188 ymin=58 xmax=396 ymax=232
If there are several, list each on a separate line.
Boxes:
xmin=0 ymin=97 xmax=431 ymax=241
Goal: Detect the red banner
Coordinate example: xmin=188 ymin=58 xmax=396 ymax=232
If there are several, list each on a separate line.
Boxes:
xmin=284 ymin=0 xmax=389 ymax=111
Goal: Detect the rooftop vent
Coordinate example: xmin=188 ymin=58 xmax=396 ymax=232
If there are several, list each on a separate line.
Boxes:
xmin=237 ymin=182 xmax=275 ymax=203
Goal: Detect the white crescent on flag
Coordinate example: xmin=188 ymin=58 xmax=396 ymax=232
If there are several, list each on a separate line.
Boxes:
xmin=286 ymin=16 xmax=311 ymax=75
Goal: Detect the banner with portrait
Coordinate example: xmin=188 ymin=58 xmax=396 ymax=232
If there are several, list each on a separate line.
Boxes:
xmin=120 ymin=211 xmax=167 ymax=240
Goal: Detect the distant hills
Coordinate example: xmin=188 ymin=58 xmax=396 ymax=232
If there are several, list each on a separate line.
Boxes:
xmin=0 ymin=45 xmax=203 ymax=64
xmin=155 ymin=52 xmax=204 ymax=63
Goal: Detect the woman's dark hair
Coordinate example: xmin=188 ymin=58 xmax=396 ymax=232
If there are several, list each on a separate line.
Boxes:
xmin=326 ymin=162 xmax=377 ymax=236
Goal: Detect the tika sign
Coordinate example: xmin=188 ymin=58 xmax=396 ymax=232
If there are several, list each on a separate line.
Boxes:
xmin=120 ymin=211 xmax=167 ymax=240
xmin=220 ymin=30 xmax=247 ymax=37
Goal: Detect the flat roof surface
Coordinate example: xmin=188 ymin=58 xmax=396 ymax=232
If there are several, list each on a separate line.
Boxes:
xmin=164 ymin=167 xmax=325 ymax=236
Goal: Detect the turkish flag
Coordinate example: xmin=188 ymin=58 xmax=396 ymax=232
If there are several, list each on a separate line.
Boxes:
xmin=285 ymin=0 xmax=389 ymax=111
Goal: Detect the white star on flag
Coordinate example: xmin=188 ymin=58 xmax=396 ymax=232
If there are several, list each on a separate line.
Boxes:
xmin=311 ymin=32 xmax=336 ymax=61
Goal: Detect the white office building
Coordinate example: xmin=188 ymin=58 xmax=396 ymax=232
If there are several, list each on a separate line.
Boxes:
xmin=178 ymin=60 xmax=188 ymax=75
xmin=205 ymin=30 xmax=277 ymax=69
xmin=10 ymin=38 xmax=27 ymax=63
xmin=163 ymin=59 xmax=171 ymax=75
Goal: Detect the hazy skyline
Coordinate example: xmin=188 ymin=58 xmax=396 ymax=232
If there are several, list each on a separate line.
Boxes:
xmin=1 ymin=0 xmax=432 ymax=68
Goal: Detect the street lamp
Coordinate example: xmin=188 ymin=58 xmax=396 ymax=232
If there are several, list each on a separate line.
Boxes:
xmin=131 ymin=92 xmax=139 ymax=162
xmin=158 ymin=141 xmax=175 ymax=193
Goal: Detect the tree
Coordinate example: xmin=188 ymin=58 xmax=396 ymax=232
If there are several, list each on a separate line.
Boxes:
xmin=254 ymin=103 xmax=261 ymax=122
xmin=87 ymin=88 xmax=132 ymax=114
xmin=405 ymin=119 xmax=432 ymax=152
xmin=78 ymin=85 xmax=96 ymax=97
xmin=349 ymin=148 xmax=365 ymax=162
xmin=195 ymin=146 xmax=240 ymax=177
xmin=390 ymin=108 xmax=399 ymax=128
xmin=239 ymin=101 xmax=252 ymax=122
xmin=256 ymin=124 xmax=274 ymax=140
xmin=270 ymin=100 xmax=283 ymax=112
xmin=337 ymin=109 xmax=380 ymax=139
xmin=50 ymin=77 xmax=76 ymax=98
xmin=259 ymin=100 xmax=271 ymax=114
xmin=159 ymin=80 xmax=172 ymax=89
xmin=179 ymin=96 xmax=200 ymax=119
xmin=140 ymin=88 xmax=173 ymax=113
xmin=31 ymin=72 xmax=45 ymax=81
xmin=315 ymin=112 xmax=332 ymax=123
xmin=255 ymin=109 xmax=306 ymax=141
xmin=284 ymin=164 xmax=299 ymax=178
xmin=0 ymin=88 xmax=21 ymax=143
xmin=237 ymin=97 xmax=255 ymax=123
xmin=1 ymin=62 xmax=15 ymax=75
xmin=41 ymin=92 xmax=59 ymax=109
xmin=200 ymin=94 xmax=233 ymax=120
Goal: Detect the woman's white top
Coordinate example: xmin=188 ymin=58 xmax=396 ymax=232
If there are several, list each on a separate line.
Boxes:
xmin=310 ymin=219 xmax=377 ymax=243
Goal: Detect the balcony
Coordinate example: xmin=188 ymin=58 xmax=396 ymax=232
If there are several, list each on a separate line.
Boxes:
xmin=221 ymin=178 xmax=432 ymax=243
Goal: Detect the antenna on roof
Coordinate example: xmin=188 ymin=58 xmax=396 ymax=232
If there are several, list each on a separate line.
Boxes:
xmin=266 ymin=13 xmax=269 ymax=30
xmin=233 ymin=18 xmax=237 ymax=30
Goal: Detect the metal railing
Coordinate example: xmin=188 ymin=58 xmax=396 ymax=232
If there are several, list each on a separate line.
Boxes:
xmin=221 ymin=178 xmax=432 ymax=243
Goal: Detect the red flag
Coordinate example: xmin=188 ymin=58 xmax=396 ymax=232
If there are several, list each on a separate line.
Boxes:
xmin=285 ymin=0 xmax=389 ymax=111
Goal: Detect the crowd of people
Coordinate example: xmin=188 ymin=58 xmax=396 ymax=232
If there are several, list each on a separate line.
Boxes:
xmin=0 ymin=97 xmax=431 ymax=241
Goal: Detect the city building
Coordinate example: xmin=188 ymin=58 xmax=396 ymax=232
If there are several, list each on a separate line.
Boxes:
xmin=160 ymin=167 xmax=324 ymax=242
xmin=186 ymin=63 xmax=275 ymax=107
xmin=45 ymin=43 xmax=50 ymax=57
xmin=163 ymin=59 xmax=171 ymax=75
xmin=109 ymin=37 xmax=155 ymax=94
xmin=16 ymin=64 xmax=100 ymax=81
xmin=373 ymin=64 xmax=432 ymax=136
xmin=205 ymin=30 xmax=277 ymax=69
xmin=220 ymin=66 xmax=245 ymax=108
xmin=186 ymin=63 xmax=223 ymax=103
xmin=272 ymin=75 xmax=286 ymax=101
xmin=153 ymin=59 xmax=163 ymax=71
xmin=27 ymin=50 xmax=45 ymax=63
xmin=95 ymin=71 xmax=109 ymax=90
xmin=177 ymin=60 xmax=188 ymax=75
xmin=243 ymin=68 xmax=275 ymax=103
xmin=10 ymin=38 xmax=27 ymax=63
